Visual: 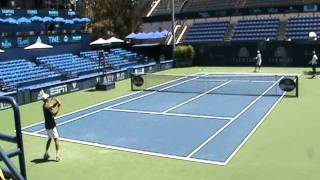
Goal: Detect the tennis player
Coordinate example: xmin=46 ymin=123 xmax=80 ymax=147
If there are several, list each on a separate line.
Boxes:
xmin=254 ymin=50 xmax=262 ymax=72
xmin=42 ymin=93 xmax=62 ymax=161
xmin=309 ymin=51 xmax=318 ymax=78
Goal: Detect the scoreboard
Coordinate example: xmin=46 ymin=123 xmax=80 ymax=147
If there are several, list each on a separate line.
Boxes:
xmin=0 ymin=9 xmax=79 ymax=18
xmin=0 ymin=9 xmax=86 ymax=49
xmin=0 ymin=34 xmax=85 ymax=49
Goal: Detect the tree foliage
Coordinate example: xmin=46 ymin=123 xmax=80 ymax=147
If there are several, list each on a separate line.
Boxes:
xmin=80 ymin=0 xmax=150 ymax=38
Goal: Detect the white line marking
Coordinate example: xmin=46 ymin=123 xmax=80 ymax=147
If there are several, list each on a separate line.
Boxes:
xmin=193 ymin=79 xmax=276 ymax=83
xmin=29 ymin=73 xmax=206 ymax=133
xmin=105 ymin=108 xmax=232 ymax=120
xmin=22 ymin=91 xmax=144 ymax=130
xmin=33 ymin=108 xmax=105 ymax=134
xmin=162 ymin=80 xmax=233 ymax=113
xmin=186 ymin=76 xmax=284 ymax=158
xmin=202 ymin=72 xmax=300 ymax=77
xmin=106 ymin=74 xmax=209 ymax=109
xmin=224 ymin=92 xmax=286 ymax=164
xmin=22 ymin=131 xmax=226 ymax=166
xmin=22 ymin=72 xmax=203 ymax=131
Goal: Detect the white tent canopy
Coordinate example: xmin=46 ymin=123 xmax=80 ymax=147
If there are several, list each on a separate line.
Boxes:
xmin=90 ymin=38 xmax=108 ymax=45
xmin=24 ymin=42 xmax=53 ymax=50
xmin=105 ymin=37 xmax=124 ymax=43
xmin=0 ymin=49 xmax=4 ymax=53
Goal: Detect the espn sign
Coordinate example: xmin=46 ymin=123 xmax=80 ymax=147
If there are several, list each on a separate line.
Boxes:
xmin=49 ymin=85 xmax=68 ymax=96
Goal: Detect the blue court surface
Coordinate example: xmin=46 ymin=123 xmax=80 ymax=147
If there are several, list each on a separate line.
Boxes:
xmin=22 ymin=73 xmax=292 ymax=165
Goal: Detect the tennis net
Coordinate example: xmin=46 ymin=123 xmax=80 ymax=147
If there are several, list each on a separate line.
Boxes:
xmin=131 ymin=73 xmax=299 ymax=97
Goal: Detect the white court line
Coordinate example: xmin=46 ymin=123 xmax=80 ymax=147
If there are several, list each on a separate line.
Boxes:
xmin=105 ymin=74 xmax=209 ymax=109
xmin=202 ymin=72 xmax=300 ymax=77
xmin=33 ymin=108 xmax=106 ymax=134
xmin=30 ymin=73 xmax=207 ymax=134
xmin=22 ymin=131 xmax=226 ymax=166
xmin=195 ymin=79 xmax=276 ymax=83
xmin=22 ymin=72 xmax=203 ymax=131
xmin=223 ymin=76 xmax=298 ymax=164
xmin=21 ymin=91 xmax=143 ymax=130
xmin=105 ymin=108 xmax=232 ymax=120
xmin=224 ymin=92 xmax=286 ymax=164
xmin=162 ymin=80 xmax=233 ymax=113
xmin=186 ymin=76 xmax=284 ymax=158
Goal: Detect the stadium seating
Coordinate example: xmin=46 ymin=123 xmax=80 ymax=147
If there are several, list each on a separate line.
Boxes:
xmin=184 ymin=0 xmax=237 ymax=12
xmin=182 ymin=0 xmax=313 ymax=13
xmin=81 ymin=48 xmax=143 ymax=70
xmin=286 ymin=16 xmax=320 ymax=40
xmin=152 ymin=0 xmax=187 ymax=15
xmin=241 ymin=0 xmax=312 ymax=8
xmin=232 ymin=18 xmax=279 ymax=41
xmin=183 ymin=21 xmax=229 ymax=43
xmin=37 ymin=54 xmax=98 ymax=76
xmin=0 ymin=59 xmax=60 ymax=92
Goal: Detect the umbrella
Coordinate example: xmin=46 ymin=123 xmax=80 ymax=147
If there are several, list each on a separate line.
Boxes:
xmin=161 ymin=30 xmax=169 ymax=35
xmin=80 ymin=17 xmax=91 ymax=23
xmin=152 ymin=31 xmax=164 ymax=38
xmin=4 ymin=17 xmax=17 ymax=24
xmin=64 ymin=19 xmax=74 ymax=24
xmin=53 ymin=17 xmax=65 ymax=23
xmin=105 ymin=37 xmax=124 ymax=43
xmin=126 ymin=33 xmax=136 ymax=39
xmin=17 ymin=17 xmax=32 ymax=24
xmin=133 ymin=32 xmax=146 ymax=39
xmin=24 ymin=42 xmax=53 ymax=50
xmin=30 ymin=16 xmax=43 ymax=22
xmin=42 ymin=16 xmax=53 ymax=22
xmin=90 ymin=38 xmax=108 ymax=45
xmin=0 ymin=49 xmax=5 ymax=53
xmin=72 ymin=18 xmax=82 ymax=23
xmin=144 ymin=32 xmax=155 ymax=39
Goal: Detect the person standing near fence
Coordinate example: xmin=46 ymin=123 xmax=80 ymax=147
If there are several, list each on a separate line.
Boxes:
xmin=254 ymin=50 xmax=262 ymax=72
xmin=309 ymin=50 xmax=318 ymax=78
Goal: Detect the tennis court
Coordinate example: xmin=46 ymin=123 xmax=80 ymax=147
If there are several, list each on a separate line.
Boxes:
xmin=22 ymin=72 xmax=298 ymax=165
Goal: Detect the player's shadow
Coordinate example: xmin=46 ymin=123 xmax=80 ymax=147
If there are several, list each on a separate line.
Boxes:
xmin=31 ymin=158 xmax=56 ymax=164
xmin=303 ymin=71 xmax=320 ymax=79
xmin=85 ymin=89 xmax=96 ymax=92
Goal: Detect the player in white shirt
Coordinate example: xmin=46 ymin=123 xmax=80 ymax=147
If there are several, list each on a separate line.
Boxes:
xmin=254 ymin=50 xmax=262 ymax=72
xmin=309 ymin=51 xmax=318 ymax=78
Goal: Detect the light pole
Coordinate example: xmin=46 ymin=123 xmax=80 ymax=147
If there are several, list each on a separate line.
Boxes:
xmin=171 ymin=0 xmax=175 ymax=60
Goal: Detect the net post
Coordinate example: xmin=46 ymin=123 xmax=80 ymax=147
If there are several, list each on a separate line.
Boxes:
xmin=130 ymin=73 xmax=134 ymax=91
xmin=296 ymin=75 xmax=299 ymax=97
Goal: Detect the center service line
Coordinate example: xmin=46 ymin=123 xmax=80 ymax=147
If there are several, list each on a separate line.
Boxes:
xmin=162 ymin=80 xmax=232 ymax=113
xmin=186 ymin=76 xmax=284 ymax=158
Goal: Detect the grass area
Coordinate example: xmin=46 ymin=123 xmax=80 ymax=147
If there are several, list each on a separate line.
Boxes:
xmin=1 ymin=67 xmax=320 ymax=180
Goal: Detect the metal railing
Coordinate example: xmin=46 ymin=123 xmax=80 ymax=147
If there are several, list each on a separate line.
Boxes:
xmin=0 ymin=96 xmax=27 ymax=180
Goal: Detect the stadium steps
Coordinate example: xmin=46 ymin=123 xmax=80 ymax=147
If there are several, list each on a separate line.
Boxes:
xmin=224 ymin=23 xmax=236 ymax=41
xmin=277 ymin=19 xmax=288 ymax=40
xmin=175 ymin=21 xmax=187 ymax=44
xmin=166 ymin=22 xmax=182 ymax=45
xmin=177 ymin=23 xmax=188 ymax=44
xmin=146 ymin=0 xmax=161 ymax=17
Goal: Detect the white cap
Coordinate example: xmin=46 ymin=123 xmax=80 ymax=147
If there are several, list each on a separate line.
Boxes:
xmin=41 ymin=93 xmax=49 ymax=100
xmin=257 ymin=50 xmax=260 ymax=54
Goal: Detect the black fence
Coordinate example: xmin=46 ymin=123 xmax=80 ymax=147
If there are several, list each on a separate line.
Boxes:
xmin=191 ymin=41 xmax=320 ymax=67
xmin=144 ymin=4 xmax=320 ymax=22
